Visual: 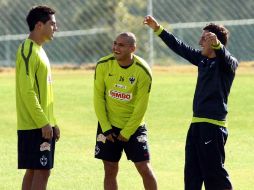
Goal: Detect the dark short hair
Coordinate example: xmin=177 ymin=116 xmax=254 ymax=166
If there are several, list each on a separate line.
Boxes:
xmin=26 ymin=5 xmax=55 ymax=31
xmin=203 ymin=23 xmax=229 ymax=46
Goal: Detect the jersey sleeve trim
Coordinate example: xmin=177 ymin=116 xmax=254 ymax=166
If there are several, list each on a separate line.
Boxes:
xmin=135 ymin=62 xmax=152 ymax=81
xmin=21 ymin=41 xmax=33 ymax=75
xmin=97 ymin=55 xmax=115 ymax=64
xmin=95 ymin=55 xmax=115 ymax=79
xmin=35 ymin=73 xmax=41 ymax=104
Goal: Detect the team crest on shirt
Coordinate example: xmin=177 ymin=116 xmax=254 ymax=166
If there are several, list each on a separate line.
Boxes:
xmin=40 ymin=142 xmax=51 ymax=151
xmin=40 ymin=155 xmax=48 ymax=166
xmin=129 ymin=76 xmax=135 ymax=84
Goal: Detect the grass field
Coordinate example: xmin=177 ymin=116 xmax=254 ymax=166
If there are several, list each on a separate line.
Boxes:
xmin=0 ymin=65 xmax=253 ymax=190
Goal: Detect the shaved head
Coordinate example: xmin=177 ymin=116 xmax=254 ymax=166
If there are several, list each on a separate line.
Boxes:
xmin=117 ymin=32 xmax=136 ymax=46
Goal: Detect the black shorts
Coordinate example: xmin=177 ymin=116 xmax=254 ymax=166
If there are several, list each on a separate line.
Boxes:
xmin=18 ymin=128 xmax=56 ymax=170
xmin=95 ymin=123 xmax=150 ymax=162
xmin=184 ymin=122 xmax=232 ymax=190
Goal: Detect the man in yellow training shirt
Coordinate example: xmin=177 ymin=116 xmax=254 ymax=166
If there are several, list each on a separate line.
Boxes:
xmin=94 ymin=32 xmax=157 ymax=190
xmin=16 ymin=5 xmax=60 ymax=190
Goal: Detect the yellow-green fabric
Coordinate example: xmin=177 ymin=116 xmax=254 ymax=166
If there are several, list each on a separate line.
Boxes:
xmin=192 ymin=117 xmax=227 ymax=127
xmin=16 ymin=39 xmax=56 ymax=130
xmin=94 ymin=54 xmax=152 ymax=139
xmin=155 ymin=25 xmax=164 ymax=36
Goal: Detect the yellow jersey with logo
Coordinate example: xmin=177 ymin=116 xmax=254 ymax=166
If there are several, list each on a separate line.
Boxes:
xmin=94 ymin=54 xmax=152 ymax=140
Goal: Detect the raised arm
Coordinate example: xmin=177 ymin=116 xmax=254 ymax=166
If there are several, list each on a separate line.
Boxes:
xmin=144 ymin=15 xmax=201 ymax=65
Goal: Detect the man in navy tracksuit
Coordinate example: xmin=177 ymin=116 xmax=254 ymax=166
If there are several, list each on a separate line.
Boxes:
xmin=144 ymin=15 xmax=238 ymax=190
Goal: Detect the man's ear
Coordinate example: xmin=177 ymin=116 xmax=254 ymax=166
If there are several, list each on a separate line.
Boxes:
xmin=131 ymin=45 xmax=136 ymax=53
xmin=35 ymin=21 xmax=43 ymax=30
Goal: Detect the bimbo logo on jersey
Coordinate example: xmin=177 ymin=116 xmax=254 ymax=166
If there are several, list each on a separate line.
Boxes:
xmin=109 ymin=90 xmax=132 ymax=101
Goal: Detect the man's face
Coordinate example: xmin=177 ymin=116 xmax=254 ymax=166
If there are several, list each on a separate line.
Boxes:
xmin=112 ymin=35 xmax=135 ymax=62
xmin=41 ymin=14 xmax=57 ymax=42
xmin=199 ymin=30 xmax=214 ymax=57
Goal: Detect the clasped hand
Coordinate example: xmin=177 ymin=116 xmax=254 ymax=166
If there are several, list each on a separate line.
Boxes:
xmin=106 ymin=133 xmax=128 ymax=142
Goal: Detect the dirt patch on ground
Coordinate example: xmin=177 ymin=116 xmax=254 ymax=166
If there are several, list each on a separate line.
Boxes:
xmin=236 ymin=61 xmax=254 ymax=74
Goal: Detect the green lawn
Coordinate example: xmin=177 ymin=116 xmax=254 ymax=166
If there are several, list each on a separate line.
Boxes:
xmin=0 ymin=67 xmax=253 ymax=190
